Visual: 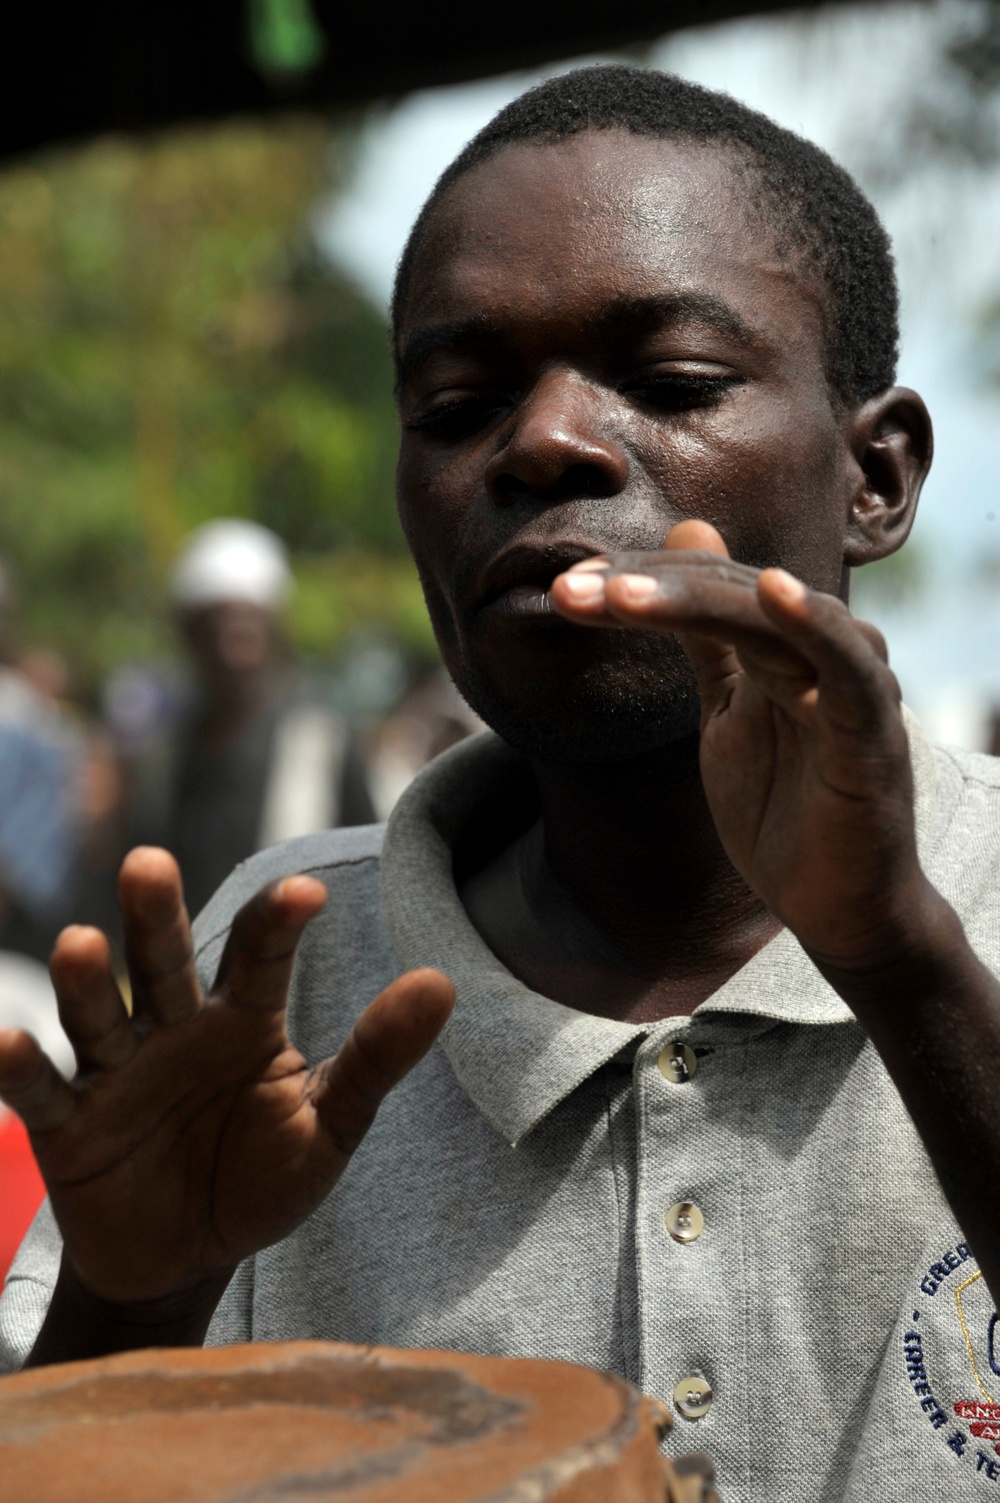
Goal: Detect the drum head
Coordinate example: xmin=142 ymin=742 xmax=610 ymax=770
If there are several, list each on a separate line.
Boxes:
xmin=0 ymin=1340 xmax=669 ymax=1501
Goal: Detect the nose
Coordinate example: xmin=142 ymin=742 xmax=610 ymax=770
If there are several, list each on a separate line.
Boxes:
xmin=484 ymin=368 xmax=629 ymax=508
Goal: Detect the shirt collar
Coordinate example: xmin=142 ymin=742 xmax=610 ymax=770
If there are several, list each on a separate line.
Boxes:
xmin=380 ymin=707 xmax=941 ymax=1146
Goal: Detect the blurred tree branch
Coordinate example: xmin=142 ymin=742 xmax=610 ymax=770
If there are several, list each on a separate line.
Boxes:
xmin=0 ymin=119 xmax=432 ymax=699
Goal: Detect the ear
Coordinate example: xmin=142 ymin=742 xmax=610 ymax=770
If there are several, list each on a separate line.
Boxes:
xmin=842 ymin=386 xmax=933 ymax=568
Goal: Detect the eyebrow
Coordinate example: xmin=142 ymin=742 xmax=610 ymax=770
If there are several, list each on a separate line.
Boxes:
xmin=596 ymin=291 xmax=759 ymax=348
xmin=395 ymin=290 xmax=760 ymax=391
xmin=395 ymin=315 xmax=505 ymax=392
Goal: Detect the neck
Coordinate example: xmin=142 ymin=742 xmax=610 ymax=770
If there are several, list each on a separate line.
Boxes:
xmin=460 ymin=731 xmax=780 ymax=1023
xmin=531 ymin=735 xmax=776 ymax=982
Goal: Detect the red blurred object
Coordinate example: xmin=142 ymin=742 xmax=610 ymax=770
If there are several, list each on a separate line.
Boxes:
xmin=0 ymin=1109 xmax=44 ymax=1287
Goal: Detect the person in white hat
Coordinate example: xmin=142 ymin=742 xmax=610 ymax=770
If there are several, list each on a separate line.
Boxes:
xmin=127 ymin=520 xmax=375 ymax=918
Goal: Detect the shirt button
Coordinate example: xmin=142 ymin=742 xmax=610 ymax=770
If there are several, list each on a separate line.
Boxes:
xmin=673 ymin=1375 xmax=713 ymax=1420
xmin=657 ymin=1042 xmax=697 ymax=1084
xmin=664 ymin=1201 xmax=705 ymax=1243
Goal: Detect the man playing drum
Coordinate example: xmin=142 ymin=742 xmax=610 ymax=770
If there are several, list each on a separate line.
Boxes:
xmin=2 ymin=66 xmax=1000 ymax=1502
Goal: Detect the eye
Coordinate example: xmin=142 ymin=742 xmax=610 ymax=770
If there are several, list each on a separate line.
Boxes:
xmin=622 ymin=371 xmax=746 ymax=413
xmin=405 ymin=391 xmax=512 ymax=441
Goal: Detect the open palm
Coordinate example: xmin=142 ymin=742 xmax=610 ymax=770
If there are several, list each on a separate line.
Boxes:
xmin=0 ymin=850 xmax=453 ymax=1306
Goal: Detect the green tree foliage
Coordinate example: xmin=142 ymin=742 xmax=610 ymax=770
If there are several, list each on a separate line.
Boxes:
xmin=0 ymin=117 xmax=432 ymax=697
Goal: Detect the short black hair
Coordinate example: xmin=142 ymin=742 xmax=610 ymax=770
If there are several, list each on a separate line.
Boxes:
xmin=391 ymin=64 xmax=898 ymax=407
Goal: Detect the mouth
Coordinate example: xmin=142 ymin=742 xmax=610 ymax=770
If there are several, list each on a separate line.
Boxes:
xmin=475 ymin=542 xmax=607 ymax=619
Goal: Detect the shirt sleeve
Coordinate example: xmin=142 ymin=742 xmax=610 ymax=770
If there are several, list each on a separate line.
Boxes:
xmin=204 ymin=1258 xmax=255 ymax=1347
xmin=0 ymin=1198 xmax=62 ymax=1373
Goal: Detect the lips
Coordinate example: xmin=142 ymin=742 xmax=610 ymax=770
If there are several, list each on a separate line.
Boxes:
xmin=474 ymin=542 xmax=606 ymax=618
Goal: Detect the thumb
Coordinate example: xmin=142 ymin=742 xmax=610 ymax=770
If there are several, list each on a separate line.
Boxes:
xmin=663 ymin=518 xmax=730 ymax=558
xmin=662 ymin=521 xmax=743 ymax=717
xmin=310 ymin=968 xmax=455 ymax=1165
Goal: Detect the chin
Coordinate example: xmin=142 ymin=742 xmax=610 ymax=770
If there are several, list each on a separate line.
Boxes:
xmin=450 ymin=649 xmax=703 ymax=766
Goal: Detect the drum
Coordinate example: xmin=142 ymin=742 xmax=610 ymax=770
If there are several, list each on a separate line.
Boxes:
xmin=0 ymin=1340 xmax=719 ymax=1502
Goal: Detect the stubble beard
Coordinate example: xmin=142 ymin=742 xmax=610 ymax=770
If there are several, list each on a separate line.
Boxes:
xmin=444 ymin=629 xmax=704 ymax=767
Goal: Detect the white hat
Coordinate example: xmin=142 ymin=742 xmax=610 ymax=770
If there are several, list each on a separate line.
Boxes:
xmin=169 ymin=520 xmax=293 ymax=611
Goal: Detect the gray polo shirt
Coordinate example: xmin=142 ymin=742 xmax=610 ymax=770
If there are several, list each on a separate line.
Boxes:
xmin=3 ymin=718 xmax=1000 ymax=1503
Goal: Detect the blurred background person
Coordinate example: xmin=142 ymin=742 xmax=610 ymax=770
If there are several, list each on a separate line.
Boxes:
xmin=0 ymin=562 xmax=85 ymax=963
xmin=366 ymin=668 xmax=484 ymax=820
xmin=126 ymin=520 xmax=375 ymax=920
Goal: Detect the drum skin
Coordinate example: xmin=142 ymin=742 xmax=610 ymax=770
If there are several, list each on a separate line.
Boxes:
xmin=0 ymin=1340 xmax=717 ymax=1502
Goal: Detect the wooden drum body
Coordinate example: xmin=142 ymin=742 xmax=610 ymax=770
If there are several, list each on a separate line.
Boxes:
xmin=0 ymin=1340 xmax=718 ymax=1502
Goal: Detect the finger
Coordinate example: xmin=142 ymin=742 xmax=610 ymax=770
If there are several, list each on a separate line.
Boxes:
xmin=597 ymin=568 xmax=816 ymax=690
xmin=661 ymin=529 xmax=748 ymax=710
xmin=554 ymin=553 xmax=757 ymax=633
xmin=680 ymin=628 xmax=744 ymax=722
xmin=311 ymin=968 xmax=455 ymax=1163
xmin=600 ymin=562 xmax=767 ymax=632
xmin=212 ymin=875 xmax=328 ymax=1013
xmin=606 ymin=569 xmax=876 ymax=726
xmin=0 ymin=1029 xmax=76 ymax=1132
xmin=591 ymin=566 xmax=748 ymax=714
xmin=606 ymin=569 xmax=792 ymax=719
xmin=119 ymin=847 xmax=200 ymax=1026
xmin=756 ymin=570 xmax=899 ymax=731
xmin=551 ymin=512 xmax=748 ymax=626
xmin=602 ymin=543 xmax=812 ymax=723
xmin=551 ymin=529 xmax=741 ymax=625
xmin=663 ymin=518 xmax=730 ymax=557
xmin=669 ymin=592 xmax=745 ymax=723
xmin=853 ymin=616 xmax=890 ymax=664
xmin=554 ymin=533 xmax=759 ymax=715
xmin=50 ymin=926 xmax=137 ymax=1072
xmin=550 ymin=562 xmax=614 ymax=622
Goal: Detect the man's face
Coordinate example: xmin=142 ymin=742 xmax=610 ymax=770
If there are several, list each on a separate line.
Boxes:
xmin=180 ymin=600 xmax=278 ymax=681
xmin=395 ymin=130 xmax=859 ymax=762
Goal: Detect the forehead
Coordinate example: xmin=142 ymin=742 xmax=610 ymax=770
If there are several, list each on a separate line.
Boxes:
xmin=399 ymin=131 xmax=825 ymax=356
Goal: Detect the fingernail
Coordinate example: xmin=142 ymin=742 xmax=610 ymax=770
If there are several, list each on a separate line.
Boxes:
xmin=562 ymin=572 xmax=604 ymax=599
xmin=768 ymin=569 xmax=806 ymax=602
xmin=618 ymin=574 xmax=659 ymax=600
xmin=568 ymin=557 xmax=610 ymax=573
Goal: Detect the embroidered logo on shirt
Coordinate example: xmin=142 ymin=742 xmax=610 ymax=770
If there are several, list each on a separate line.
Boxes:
xmin=906 ymin=1242 xmax=1000 ymax=1483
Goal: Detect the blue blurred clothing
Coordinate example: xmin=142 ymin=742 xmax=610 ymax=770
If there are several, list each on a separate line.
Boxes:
xmin=0 ymin=669 xmax=79 ymax=958
xmin=0 ymin=723 xmax=73 ymax=914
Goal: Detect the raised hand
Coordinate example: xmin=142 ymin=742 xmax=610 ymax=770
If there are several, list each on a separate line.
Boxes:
xmin=0 ymin=848 xmax=453 ymax=1327
xmin=550 ymin=520 xmax=925 ymax=975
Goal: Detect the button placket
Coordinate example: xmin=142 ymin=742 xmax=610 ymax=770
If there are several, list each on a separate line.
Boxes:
xmin=634 ymin=1027 xmax=734 ymax=1452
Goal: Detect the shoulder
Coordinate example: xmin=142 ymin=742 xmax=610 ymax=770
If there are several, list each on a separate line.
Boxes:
xmin=933 ymin=741 xmax=1000 ymax=786
xmin=191 ymin=825 xmax=386 ymax=951
xmin=190 ymin=824 xmax=395 ymax=1056
xmin=930 ymin=743 xmax=1000 ymax=841
xmin=927 ymin=745 xmax=1000 ymax=961
xmin=192 ymin=823 xmax=385 ymax=952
